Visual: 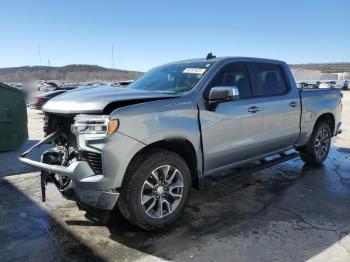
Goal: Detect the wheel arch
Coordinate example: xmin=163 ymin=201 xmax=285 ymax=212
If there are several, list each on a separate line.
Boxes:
xmin=314 ymin=112 xmax=335 ymax=135
xmin=122 ymin=138 xmax=201 ymax=190
xmin=298 ymin=112 xmax=334 ymax=165
xmin=296 ymin=111 xmax=335 ymax=150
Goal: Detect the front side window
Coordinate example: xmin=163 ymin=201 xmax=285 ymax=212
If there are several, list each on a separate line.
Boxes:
xmin=129 ymin=62 xmax=214 ymax=94
xmin=207 ymin=63 xmax=253 ymax=99
xmin=251 ymin=63 xmax=288 ymax=96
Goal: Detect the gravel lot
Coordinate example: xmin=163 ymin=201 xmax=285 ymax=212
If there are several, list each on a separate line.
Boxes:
xmin=0 ymin=92 xmax=349 ymax=262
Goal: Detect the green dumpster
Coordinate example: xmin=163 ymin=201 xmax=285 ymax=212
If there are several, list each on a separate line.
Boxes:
xmin=0 ymin=83 xmax=28 ymax=151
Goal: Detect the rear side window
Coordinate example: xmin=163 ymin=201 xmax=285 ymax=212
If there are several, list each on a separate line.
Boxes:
xmin=250 ymin=63 xmax=288 ymax=96
xmin=208 ymin=63 xmax=253 ymax=99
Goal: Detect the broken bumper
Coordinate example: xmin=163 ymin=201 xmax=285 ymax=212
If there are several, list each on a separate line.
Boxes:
xmin=19 ymin=132 xmax=119 ymax=210
xmin=71 ymin=181 xmax=119 ymax=210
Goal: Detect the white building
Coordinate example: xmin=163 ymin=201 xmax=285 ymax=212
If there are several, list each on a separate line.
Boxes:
xmin=291 ymin=69 xmax=322 ymax=81
xmin=291 ymin=69 xmax=341 ymax=82
xmin=336 ymin=72 xmax=350 ymax=80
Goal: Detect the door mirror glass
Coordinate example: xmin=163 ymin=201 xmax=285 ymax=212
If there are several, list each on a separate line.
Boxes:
xmin=209 ymin=86 xmax=239 ymax=102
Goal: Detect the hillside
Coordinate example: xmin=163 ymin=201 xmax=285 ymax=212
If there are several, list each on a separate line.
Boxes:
xmin=289 ymin=63 xmax=350 ymax=73
xmin=1 ymin=63 xmax=349 ymax=83
xmin=0 ymin=64 xmax=143 ymax=82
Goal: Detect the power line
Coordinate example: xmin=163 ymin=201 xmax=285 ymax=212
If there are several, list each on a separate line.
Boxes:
xmin=112 ymin=44 xmax=116 ymax=82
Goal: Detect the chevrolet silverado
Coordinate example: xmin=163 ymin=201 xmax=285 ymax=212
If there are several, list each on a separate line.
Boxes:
xmin=20 ymin=56 xmax=342 ymax=230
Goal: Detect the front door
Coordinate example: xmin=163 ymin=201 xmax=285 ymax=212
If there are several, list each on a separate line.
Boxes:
xmin=199 ymin=62 xmax=264 ymax=174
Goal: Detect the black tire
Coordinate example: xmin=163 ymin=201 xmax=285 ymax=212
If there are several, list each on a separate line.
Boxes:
xmin=117 ymin=149 xmax=191 ymax=230
xmin=299 ymin=121 xmax=332 ymax=165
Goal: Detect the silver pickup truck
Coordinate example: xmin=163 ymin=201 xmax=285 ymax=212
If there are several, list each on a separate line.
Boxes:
xmin=20 ymin=56 xmax=342 ymax=230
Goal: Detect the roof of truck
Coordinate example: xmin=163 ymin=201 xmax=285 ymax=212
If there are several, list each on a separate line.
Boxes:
xmin=169 ymin=56 xmax=286 ymax=65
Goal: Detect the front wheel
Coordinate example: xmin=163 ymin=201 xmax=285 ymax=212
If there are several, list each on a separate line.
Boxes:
xmin=299 ymin=122 xmax=332 ymax=165
xmin=117 ymin=149 xmax=191 ymax=230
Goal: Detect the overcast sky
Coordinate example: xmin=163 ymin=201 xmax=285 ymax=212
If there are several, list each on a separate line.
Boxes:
xmin=1 ymin=0 xmax=349 ymax=71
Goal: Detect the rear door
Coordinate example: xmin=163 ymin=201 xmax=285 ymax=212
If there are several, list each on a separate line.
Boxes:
xmin=248 ymin=62 xmax=300 ymax=154
xmin=199 ymin=62 xmax=264 ymax=173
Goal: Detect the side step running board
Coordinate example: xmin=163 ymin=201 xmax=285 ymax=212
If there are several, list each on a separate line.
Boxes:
xmin=248 ymin=152 xmax=299 ymax=175
xmin=203 ymin=152 xmax=299 ymax=186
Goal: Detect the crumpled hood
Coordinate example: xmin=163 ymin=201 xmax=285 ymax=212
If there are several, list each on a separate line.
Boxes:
xmin=42 ymin=85 xmax=178 ymax=114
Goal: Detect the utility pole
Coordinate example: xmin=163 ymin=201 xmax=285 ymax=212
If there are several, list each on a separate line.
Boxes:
xmin=38 ymin=44 xmax=42 ymax=66
xmin=48 ymin=59 xmax=51 ymax=80
xmin=112 ymin=44 xmax=116 ymax=82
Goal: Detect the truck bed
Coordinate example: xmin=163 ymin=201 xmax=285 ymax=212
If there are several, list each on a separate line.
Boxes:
xmin=297 ymin=88 xmax=342 ymax=146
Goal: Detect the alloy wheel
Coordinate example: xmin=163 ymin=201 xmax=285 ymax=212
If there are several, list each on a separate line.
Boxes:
xmin=315 ymin=128 xmax=330 ymax=160
xmin=141 ymin=165 xmax=184 ymax=219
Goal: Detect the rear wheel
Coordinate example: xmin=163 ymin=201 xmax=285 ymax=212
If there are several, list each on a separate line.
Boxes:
xmin=299 ymin=122 xmax=332 ymax=165
xmin=118 ymin=149 xmax=191 ymax=230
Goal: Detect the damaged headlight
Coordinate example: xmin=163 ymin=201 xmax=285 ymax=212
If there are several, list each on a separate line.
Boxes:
xmin=71 ymin=115 xmax=119 ymax=135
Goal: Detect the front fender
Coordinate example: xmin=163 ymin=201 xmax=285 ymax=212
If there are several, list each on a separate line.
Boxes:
xmin=108 ymin=96 xmax=202 ymax=186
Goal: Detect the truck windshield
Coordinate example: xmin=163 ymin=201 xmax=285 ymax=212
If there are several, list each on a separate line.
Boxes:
xmin=128 ymin=62 xmax=214 ymax=94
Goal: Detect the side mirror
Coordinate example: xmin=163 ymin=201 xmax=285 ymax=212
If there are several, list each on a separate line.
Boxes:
xmin=209 ymin=86 xmax=239 ymax=103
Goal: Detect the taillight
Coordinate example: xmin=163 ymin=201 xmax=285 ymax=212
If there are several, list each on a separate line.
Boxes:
xmin=34 ymin=97 xmax=45 ymax=103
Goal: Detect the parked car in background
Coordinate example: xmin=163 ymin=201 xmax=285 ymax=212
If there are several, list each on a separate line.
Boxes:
xmin=342 ymin=80 xmax=349 ymax=90
xmin=56 ymin=85 xmax=78 ymax=91
xmin=30 ymin=90 xmax=69 ymax=110
xmin=20 ymin=56 xmax=343 ymax=230
xmin=319 ymin=81 xmax=337 ymax=89
xmin=111 ymin=80 xmax=134 ymax=87
xmin=297 ymin=81 xmax=319 ymax=89
xmin=118 ymin=80 xmax=134 ymax=86
xmin=297 ymin=81 xmax=320 ymax=89
xmin=297 ymin=82 xmax=309 ymax=88
xmin=8 ymin=83 xmax=23 ymax=89
xmin=30 ymin=86 xmax=77 ymax=110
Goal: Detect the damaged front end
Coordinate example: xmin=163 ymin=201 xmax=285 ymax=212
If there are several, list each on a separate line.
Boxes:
xmin=19 ymin=113 xmax=120 ymax=218
xmin=20 ymin=131 xmax=76 ymax=202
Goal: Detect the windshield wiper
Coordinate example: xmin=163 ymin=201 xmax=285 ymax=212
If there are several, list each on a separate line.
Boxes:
xmin=161 ymin=87 xmax=190 ymax=94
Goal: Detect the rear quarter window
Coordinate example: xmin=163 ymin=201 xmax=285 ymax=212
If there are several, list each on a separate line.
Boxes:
xmin=250 ymin=63 xmax=288 ymax=96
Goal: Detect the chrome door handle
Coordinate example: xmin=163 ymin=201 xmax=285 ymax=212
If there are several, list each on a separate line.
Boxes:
xmin=289 ymin=101 xmax=298 ymax=108
xmin=248 ymin=106 xmax=260 ymax=113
